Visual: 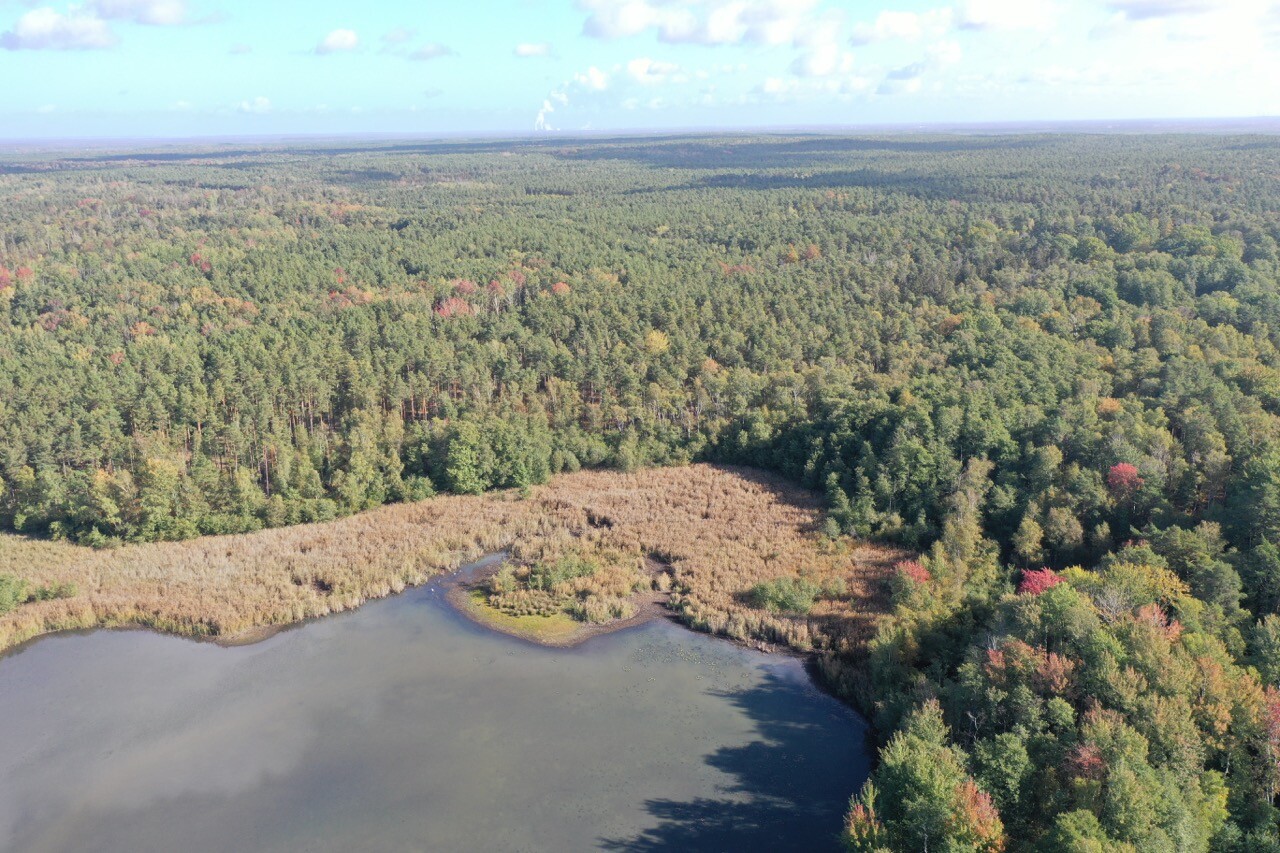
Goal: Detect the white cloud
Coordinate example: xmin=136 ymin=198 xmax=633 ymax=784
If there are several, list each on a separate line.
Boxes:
xmin=756 ymin=76 xmax=795 ymax=97
xmin=626 ymin=57 xmax=683 ymax=84
xmin=1094 ymin=0 xmax=1267 ymax=39
xmin=315 ymin=28 xmax=358 ymax=55
xmin=957 ymin=0 xmax=1059 ymax=31
xmin=877 ymin=62 xmax=927 ymax=95
xmin=864 ymin=36 xmax=963 ymax=95
xmin=578 ymin=0 xmax=827 ymax=46
xmin=752 ymin=73 xmax=872 ymax=103
xmin=579 ymin=0 xmax=694 ymax=40
xmin=237 ymin=96 xmax=271 ymax=114
xmin=0 ymin=7 xmax=118 ymax=50
xmin=928 ymin=39 xmax=963 ymax=66
xmin=574 ymin=65 xmax=610 ymax=90
xmin=791 ymin=43 xmax=855 ymax=77
xmin=1107 ymin=0 xmax=1213 ymax=19
xmin=850 ymin=9 xmax=953 ymax=44
xmin=1092 ymin=0 xmax=1280 ymax=104
xmin=89 ymin=0 xmax=188 ymax=26
xmin=409 ymin=42 xmax=453 ymax=60
xmin=1267 ymin=3 xmax=1280 ymax=40
xmin=382 ymin=27 xmax=416 ymax=45
xmin=1019 ymin=63 xmax=1115 ymax=87
xmin=228 ymin=42 xmax=251 ymax=55
xmin=515 ymin=42 xmax=552 ymax=57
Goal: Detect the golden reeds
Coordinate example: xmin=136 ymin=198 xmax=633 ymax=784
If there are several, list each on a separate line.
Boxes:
xmin=0 ymin=464 xmax=904 ymax=656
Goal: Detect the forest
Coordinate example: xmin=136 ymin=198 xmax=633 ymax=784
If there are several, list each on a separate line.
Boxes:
xmin=2 ymin=131 xmax=1280 ymax=851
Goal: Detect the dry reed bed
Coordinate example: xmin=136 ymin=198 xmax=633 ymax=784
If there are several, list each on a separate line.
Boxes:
xmin=0 ymin=464 xmax=902 ymax=656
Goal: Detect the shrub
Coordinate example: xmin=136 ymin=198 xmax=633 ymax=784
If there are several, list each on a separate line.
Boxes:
xmin=527 ymin=556 xmax=597 ymax=592
xmin=0 ymin=575 xmax=27 ymax=614
xmin=29 ymin=582 xmax=77 ymax=602
xmin=489 ymin=565 xmax=519 ymax=595
xmin=750 ymin=577 xmax=822 ymax=615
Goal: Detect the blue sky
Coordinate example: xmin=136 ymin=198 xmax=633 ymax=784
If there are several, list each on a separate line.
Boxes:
xmin=1 ymin=0 xmax=1277 ymax=139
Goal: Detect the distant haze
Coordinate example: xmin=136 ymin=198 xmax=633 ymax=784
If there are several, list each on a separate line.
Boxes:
xmin=0 ymin=0 xmax=1277 ymax=139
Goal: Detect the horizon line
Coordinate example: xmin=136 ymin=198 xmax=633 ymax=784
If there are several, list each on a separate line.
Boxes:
xmin=2 ymin=115 xmax=1279 ymax=150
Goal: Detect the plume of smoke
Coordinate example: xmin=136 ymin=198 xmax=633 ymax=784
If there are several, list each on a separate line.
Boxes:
xmin=534 ymin=101 xmax=553 ymax=131
xmin=534 ymin=68 xmax=605 ymax=131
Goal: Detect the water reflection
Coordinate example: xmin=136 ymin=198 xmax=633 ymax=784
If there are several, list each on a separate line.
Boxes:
xmin=602 ymin=674 xmax=859 ymax=852
xmin=0 ymin=568 xmax=868 ymax=852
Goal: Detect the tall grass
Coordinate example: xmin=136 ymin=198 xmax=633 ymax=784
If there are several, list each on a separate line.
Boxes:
xmin=0 ymin=465 xmax=904 ymax=658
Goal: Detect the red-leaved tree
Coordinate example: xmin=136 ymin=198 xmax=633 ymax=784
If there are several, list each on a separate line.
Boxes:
xmin=896 ymin=560 xmax=931 ymax=585
xmin=435 ymin=297 xmax=474 ymax=318
xmin=1019 ymin=568 xmax=1064 ymax=596
xmin=1107 ymin=462 xmax=1144 ymax=498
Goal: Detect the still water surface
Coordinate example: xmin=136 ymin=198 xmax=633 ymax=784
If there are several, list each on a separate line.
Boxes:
xmin=0 ymin=566 xmax=869 ymax=852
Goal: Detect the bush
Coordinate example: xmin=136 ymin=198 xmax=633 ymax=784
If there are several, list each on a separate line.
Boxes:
xmin=489 ymin=565 xmax=519 ymax=595
xmin=749 ymin=577 xmax=822 ymax=615
xmin=526 ymin=556 xmax=597 ymax=592
xmin=29 ymin=581 xmax=76 ymax=602
xmin=0 ymin=575 xmax=76 ymax=614
xmin=0 ymin=575 xmax=27 ymax=614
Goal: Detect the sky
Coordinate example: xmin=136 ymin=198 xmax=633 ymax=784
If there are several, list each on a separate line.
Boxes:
xmin=0 ymin=0 xmax=1277 ymax=139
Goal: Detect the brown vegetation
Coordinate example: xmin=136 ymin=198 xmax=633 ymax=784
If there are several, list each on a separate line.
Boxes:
xmin=0 ymin=465 xmax=902 ymax=658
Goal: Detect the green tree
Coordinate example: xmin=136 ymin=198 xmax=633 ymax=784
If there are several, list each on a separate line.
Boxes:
xmin=443 ymin=421 xmax=493 ymax=495
xmin=1014 ymin=513 xmax=1045 ymax=566
xmin=844 ymin=701 xmax=1004 ymax=853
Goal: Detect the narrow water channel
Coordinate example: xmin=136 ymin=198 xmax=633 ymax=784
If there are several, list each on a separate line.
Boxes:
xmin=0 ymin=563 xmax=870 ymax=852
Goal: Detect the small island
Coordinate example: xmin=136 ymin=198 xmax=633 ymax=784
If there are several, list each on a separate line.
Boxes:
xmin=445 ymin=547 xmax=675 ymax=646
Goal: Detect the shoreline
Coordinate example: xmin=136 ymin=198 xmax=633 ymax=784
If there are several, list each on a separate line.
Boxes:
xmin=2 ymin=552 xmax=819 ymax=675
xmin=1 ymin=546 xmax=864 ymax=741
xmin=440 ymin=554 xmax=677 ymax=649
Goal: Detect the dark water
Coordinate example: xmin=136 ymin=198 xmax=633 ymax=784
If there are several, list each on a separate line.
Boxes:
xmin=0 ymin=565 xmax=870 ymax=852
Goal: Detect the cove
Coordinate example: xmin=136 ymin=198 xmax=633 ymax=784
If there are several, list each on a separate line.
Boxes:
xmin=0 ymin=562 xmax=871 ymax=852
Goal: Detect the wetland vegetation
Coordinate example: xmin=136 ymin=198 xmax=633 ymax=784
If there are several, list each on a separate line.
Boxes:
xmin=0 ymin=464 xmax=897 ymax=657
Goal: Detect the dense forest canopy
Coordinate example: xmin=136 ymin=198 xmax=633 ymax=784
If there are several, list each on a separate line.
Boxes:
xmin=3 ymin=132 xmax=1280 ymax=850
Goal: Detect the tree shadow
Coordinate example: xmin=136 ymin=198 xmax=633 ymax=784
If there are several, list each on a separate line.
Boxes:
xmin=37 ymin=132 xmax=1054 ymax=176
xmin=550 ymin=133 xmax=1058 ymax=172
xmin=599 ymin=671 xmax=871 ymax=852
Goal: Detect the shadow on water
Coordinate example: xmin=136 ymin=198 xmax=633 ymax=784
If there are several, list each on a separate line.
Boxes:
xmin=600 ymin=672 xmax=867 ymax=853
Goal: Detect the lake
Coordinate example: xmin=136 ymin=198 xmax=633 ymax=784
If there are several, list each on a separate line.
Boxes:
xmin=0 ymin=562 xmax=870 ymax=852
